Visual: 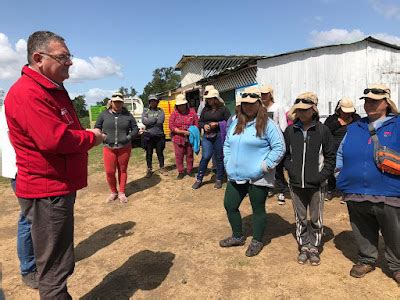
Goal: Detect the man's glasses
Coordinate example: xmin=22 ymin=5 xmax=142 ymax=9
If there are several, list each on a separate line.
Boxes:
xmin=39 ymin=52 xmax=73 ymax=64
xmin=364 ymin=88 xmax=388 ymax=95
xmin=241 ymin=93 xmax=260 ymax=99
xmin=295 ymin=98 xmax=314 ymax=105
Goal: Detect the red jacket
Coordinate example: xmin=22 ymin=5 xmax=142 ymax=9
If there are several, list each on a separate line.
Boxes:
xmin=169 ymin=108 xmax=198 ymax=145
xmin=5 ymin=66 xmax=96 ymax=198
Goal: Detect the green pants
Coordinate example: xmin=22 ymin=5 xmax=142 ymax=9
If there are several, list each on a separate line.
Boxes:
xmin=223 ymin=181 xmax=269 ymax=242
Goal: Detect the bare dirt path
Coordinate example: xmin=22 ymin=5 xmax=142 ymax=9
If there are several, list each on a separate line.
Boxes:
xmin=0 ymin=143 xmax=399 ymax=299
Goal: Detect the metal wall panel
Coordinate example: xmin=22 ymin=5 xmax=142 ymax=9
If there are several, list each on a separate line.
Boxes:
xmin=181 ymin=60 xmax=204 ymax=87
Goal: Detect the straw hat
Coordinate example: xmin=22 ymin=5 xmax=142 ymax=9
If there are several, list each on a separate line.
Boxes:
xmin=204 ymin=88 xmax=224 ymax=104
xmin=175 ymin=94 xmax=188 ymax=106
xmin=360 ymin=84 xmax=398 ymax=114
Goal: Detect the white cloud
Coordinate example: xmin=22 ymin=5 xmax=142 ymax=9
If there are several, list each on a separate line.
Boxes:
xmin=310 ymin=29 xmax=365 ymax=46
xmin=310 ymin=28 xmax=400 ymax=46
xmin=70 ymin=88 xmax=116 ymax=105
xmin=0 ymin=32 xmax=123 ymax=83
xmin=0 ymin=33 xmax=27 ymax=80
xmin=370 ymin=0 xmax=400 ymax=20
xmin=69 ymin=57 xmax=123 ymax=82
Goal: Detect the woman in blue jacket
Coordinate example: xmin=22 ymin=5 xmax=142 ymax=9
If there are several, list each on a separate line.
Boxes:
xmin=220 ymin=86 xmax=285 ymax=257
xmin=336 ymin=84 xmax=400 ymax=284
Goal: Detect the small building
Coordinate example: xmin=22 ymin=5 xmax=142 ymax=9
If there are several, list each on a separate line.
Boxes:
xmin=257 ymin=36 xmax=400 ymax=117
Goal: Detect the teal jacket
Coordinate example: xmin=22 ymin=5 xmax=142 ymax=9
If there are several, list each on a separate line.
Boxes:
xmin=224 ymin=118 xmax=285 ymax=183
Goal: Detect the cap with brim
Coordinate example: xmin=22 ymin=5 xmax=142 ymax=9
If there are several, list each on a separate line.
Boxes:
xmin=240 ymin=86 xmax=261 ymax=104
xmin=204 ymin=89 xmax=224 ymax=104
xmin=360 ymin=84 xmax=398 ymax=114
xmin=148 ymin=94 xmax=159 ymax=101
xmin=259 ymin=85 xmax=274 ymax=97
xmin=338 ymin=98 xmax=355 ymax=113
xmin=175 ymin=94 xmax=188 ymax=106
xmin=111 ymin=92 xmax=124 ymax=102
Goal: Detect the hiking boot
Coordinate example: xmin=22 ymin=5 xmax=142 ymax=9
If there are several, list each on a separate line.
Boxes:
xmin=22 ymin=271 xmax=38 ymax=289
xmin=177 ymin=172 xmax=185 ymax=180
xmin=350 ymin=263 xmax=375 ymax=278
xmin=214 ymin=180 xmax=223 ymax=189
xmin=145 ymin=169 xmax=153 ymax=178
xmin=277 ymin=193 xmax=286 ymax=205
xmin=106 ymin=192 xmax=118 ymax=203
xmin=245 ymin=239 xmax=264 ymax=257
xmin=325 ymin=191 xmax=333 ymax=201
xmin=159 ymin=167 xmax=168 ymax=175
xmin=192 ymin=180 xmax=202 ymax=190
xmin=219 ymin=236 xmax=246 ymax=247
xmin=309 ymin=248 xmax=321 ymax=266
xmin=118 ymin=192 xmax=128 ymax=203
xmin=297 ymin=247 xmax=309 ymax=264
xmin=393 ymin=271 xmax=400 ymax=286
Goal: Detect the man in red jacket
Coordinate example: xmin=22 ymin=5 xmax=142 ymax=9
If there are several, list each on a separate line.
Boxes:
xmin=5 ymin=31 xmax=104 ymax=299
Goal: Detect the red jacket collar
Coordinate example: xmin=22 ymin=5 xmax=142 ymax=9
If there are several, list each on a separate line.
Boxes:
xmin=21 ymin=65 xmax=64 ymax=90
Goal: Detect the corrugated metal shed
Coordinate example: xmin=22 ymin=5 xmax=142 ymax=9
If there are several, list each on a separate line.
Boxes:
xmin=257 ymin=37 xmax=400 ymax=117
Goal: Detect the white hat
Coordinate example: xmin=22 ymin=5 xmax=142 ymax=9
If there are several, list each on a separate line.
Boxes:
xmin=175 ymin=94 xmax=188 ymax=106
xmin=204 ymin=88 xmax=224 ymax=104
xmin=337 ymin=98 xmax=355 ymax=113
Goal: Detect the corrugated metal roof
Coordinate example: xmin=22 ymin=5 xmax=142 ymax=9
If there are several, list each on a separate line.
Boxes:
xmin=175 ymin=36 xmax=400 ymax=71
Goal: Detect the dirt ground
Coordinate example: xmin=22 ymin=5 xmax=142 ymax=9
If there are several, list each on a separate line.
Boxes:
xmin=0 ymin=142 xmax=399 ymax=299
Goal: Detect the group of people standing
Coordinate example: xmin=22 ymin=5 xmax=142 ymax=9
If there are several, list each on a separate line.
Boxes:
xmin=2 ymin=29 xmax=400 ymax=299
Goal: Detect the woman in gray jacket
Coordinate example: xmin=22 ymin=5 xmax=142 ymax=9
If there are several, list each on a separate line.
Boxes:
xmin=95 ymin=92 xmax=138 ymax=203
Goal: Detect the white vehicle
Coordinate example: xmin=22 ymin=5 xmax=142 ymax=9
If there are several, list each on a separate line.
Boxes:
xmin=123 ymin=96 xmax=145 ymax=132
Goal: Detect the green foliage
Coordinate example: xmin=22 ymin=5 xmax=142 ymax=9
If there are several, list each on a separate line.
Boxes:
xmin=119 ymin=86 xmax=137 ymax=97
xmin=96 ymin=97 xmax=110 ymax=106
xmin=140 ymin=67 xmax=181 ymax=105
xmin=79 ymin=116 xmax=90 ymax=129
xmin=72 ymin=95 xmax=89 ymax=118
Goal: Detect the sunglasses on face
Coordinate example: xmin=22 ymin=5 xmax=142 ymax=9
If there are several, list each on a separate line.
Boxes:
xmin=295 ymin=98 xmax=314 ymax=105
xmin=241 ymin=93 xmax=260 ymax=99
xmin=363 ymin=88 xmax=388 ymax=95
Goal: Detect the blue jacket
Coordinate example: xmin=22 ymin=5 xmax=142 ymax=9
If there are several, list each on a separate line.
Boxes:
xmin=223 ymin=118 xmax=285 ymax=183
xmin=337 ymin=116 xmax=400 ymax=197
xmin=188 ymin=125 xmax=200 ymax=154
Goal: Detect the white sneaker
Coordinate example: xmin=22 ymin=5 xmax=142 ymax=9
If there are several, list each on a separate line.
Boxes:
xmin=277 ymin=193 xmax=286 ymax=205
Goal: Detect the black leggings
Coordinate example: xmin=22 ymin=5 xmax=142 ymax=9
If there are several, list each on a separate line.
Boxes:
xmin=145 ymin=135 xmax=165 ymax=170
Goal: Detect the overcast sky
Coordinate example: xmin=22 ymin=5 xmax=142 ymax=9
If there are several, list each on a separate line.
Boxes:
xmin=1 ymin=0 xmax=399 ymax=104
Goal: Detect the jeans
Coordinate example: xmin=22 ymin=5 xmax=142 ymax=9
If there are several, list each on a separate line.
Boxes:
xmin=12 ymin=179 xmax=36 ymax=275
xmin=197 ymin=133 xmax=224 ymax=181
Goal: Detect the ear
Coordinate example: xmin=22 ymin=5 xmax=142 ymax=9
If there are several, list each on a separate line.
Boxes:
xmin=32 ymin=52 xmax=43 ymax=66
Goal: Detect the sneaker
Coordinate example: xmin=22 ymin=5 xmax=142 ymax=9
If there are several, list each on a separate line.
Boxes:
xmin=145 ymin=169 xmax=152 ymax=178
xmin=268 ymin=190 xmax=274 ymax=197
xmin=214 ymin=180 xmax=223 ymax=189
xmin=277 ymin=193 xmax=286 ymax=205
xmin=177 ymin=172 xmax=185 ymax=180
xmin=309 ymin=248 xmax=321 ymax=266
xmin=22 ymin=271 xmax=39 ymax=289
xmin=245 ymin=239 xmax=264 ymax=257
xmin=340 ymin=199 xmax=346 ymax=204
xmin=192 ymin=180 xmax=202 ymax=190
xmin=219 ymin=236 xmax=246 ymax=247
xmin=325 ymin=191 xmax=333 ymax=201
xmin=106 ymin=192 xmax=118 ymax=203
xmin=297 ymin=247 xmax=309 ymax=264
xmin=159 ymin=167 xmax=168 ymax=175
xmin=118 ymin=192 xmax=128 ymax=203
xmin=350 ymin=263 xmax=375 ymax=278
xmin=393 ymin=271 xmax=400 ymax=286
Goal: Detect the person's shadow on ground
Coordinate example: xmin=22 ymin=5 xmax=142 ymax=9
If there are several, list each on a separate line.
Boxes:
xmin=333 ymin=230 xmax=390 ymax=277
xmin=75 ymin=221 xmax=135 ymax=262
xmin=125 ymin=173 xmax=161 ymax=197
xmin=80 ymin=250 xmax=175 ymax=300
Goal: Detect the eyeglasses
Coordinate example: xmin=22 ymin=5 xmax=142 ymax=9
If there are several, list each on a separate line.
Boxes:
xmin=39 ymin=52 xmax=73 ymax=64
xmin=295 ymin=98 xmax=314 ymax=105
xmin=363 ymin=88 xmax=388 ymax=95
xmin=241 ymin=93 xmax=260 ymax=99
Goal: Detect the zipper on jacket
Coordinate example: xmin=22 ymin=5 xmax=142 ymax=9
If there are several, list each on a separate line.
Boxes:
xmin=114 ymin=116 xmax=118 ymax=145
xmin=301 ymin=134 xmax=307 ymax=188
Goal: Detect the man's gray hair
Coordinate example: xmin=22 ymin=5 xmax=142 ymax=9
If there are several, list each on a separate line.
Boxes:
xmin=27 ymin=31 xmax=65 ymax=65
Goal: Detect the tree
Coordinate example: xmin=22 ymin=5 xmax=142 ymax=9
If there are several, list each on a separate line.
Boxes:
xmin=72 ymin=95 xmax=89 ymax=118
xmin=118 ymin=86 xmax=137 ymax=97
xmin=96 ymin=97 xmax=110 ymax=106
xmin=140 ymin=67 xmax=181 ymax=104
